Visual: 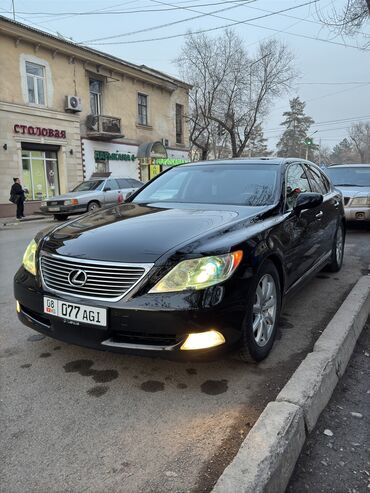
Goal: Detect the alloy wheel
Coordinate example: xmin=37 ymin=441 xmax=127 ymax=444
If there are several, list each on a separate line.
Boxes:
xmin=252 ymin=274 xmax=277 ymax=347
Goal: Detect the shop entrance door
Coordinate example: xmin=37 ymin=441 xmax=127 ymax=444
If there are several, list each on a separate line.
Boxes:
xmin=22 ymin=150 xmax=60 ymax=200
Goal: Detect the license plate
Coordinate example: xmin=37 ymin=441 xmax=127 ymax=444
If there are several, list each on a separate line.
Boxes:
xmin=43 ymin=297 xmax=107 ymax=326
xmin=48 ymin=207 xmax=60 ymax=212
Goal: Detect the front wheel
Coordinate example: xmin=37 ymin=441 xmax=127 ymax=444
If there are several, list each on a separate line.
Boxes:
xmin=87 ymin=201 xmax=100 ymax=213
xmin=325 ymin=223 xmax=344 ymax=272
xmin=240 ymin=260 xmax=281 ymax=363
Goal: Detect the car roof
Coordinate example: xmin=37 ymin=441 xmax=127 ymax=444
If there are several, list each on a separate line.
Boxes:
xmin=180 ymin=157 xmax=316 ymax=167
xmin=328 ymin=164 xmax=370 ymax=168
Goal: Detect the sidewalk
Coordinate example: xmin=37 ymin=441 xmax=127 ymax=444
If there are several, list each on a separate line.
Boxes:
xmin=1 ymin=214 xmax=52 ymax=226
xmin=287 ymin=320 xmax=370 ymax=493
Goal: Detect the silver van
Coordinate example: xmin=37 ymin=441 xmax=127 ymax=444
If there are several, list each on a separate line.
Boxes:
xmin=40 ymin=176 xmax=143 ymax=221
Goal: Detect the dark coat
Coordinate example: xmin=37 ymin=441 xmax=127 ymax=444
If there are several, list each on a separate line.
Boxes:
xmin=10 ymin=183 xmax=25 ymax=203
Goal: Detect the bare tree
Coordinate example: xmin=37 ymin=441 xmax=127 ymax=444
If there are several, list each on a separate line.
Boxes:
xmin=349 ymin=121 xmax=370 ymax=162
xmin=317 ymin=0 xmax=369 ymax=40
xmin=176 ymin=30 xmax=295 ymax=158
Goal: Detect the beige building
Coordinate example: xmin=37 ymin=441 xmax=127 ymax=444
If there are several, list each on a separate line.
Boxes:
xmin=0 ymin=16 xmax=190 ymax=217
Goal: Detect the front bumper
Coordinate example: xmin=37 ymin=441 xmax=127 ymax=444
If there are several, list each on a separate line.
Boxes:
xmin=14 ymin=267 xmax=243 ymax=359
xmin=344 ymin=206 xmax=370 ymax=222
xmin=40 ymin=205 xmax=87 ymax=216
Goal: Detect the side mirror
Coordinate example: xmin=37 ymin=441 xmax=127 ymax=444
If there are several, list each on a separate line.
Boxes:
xmin=104 ymin=187 xmax=111 ymax=192
xmin=294 ymin=192 xmax=323 ymax=213
xmin=125 ymin=190 xmax=134 ymax=199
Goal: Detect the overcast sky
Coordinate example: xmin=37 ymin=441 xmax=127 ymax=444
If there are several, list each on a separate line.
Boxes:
xmin=2 ymin=0 xmax=369 ymax=151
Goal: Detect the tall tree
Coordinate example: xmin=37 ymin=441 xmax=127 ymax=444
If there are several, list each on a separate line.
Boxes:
xmin=243 ymin=124 xmax=271 ymax=157
xmin=317 ymin=0 xmax=370 ymax=41
xmin=276 ymin=97 xmax=315 ymax=159
xmin=330 ymin=138 xmax=356 ymax=163
xmin=176 ymin=30 xmax=295 ymax=158
xmin=349 ymin=121 xmax=370 ymax=162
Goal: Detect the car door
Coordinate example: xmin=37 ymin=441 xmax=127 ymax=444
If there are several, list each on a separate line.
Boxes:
xmin=305 ymin=164 xmax=339 ymax=254
xmin=117 ymin=178 xmax=132 ymax=199
xmin=102 ymin=179 xmax=120 ymax=205
xmin=281 ymin=162 xmax=322 ymax=287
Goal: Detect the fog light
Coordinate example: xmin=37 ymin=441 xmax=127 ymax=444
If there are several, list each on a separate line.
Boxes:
xmin=16 ymin=301 xmax=21 ymax=313
xmin=180 ymin=330 xmax=225 ymax=350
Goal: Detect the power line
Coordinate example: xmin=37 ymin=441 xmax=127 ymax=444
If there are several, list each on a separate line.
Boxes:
xmin=80 ymin=0 xmax=317 ymax=44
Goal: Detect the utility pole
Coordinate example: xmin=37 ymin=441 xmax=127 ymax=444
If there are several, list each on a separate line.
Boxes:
xmin=11 ymin=0 xmax=16 ymax=20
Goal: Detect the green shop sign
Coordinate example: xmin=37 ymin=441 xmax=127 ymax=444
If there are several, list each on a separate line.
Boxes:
xmin=94 ymin=150 xmax=136 ymax=161
xmin=153 ymin=158 xmax=188 ymax=166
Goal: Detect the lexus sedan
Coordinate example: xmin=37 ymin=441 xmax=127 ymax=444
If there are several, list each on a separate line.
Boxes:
xmin=325 ymin=164 xmax=370 ymax=225
xmin=15 ymin=159 xmax=345 ymax=362
xmin=40 ymin=176 xmax=144 ymax=221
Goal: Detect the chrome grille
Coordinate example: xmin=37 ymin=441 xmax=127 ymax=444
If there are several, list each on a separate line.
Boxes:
xmin=40 ymin=254 xmax=152 ymax=301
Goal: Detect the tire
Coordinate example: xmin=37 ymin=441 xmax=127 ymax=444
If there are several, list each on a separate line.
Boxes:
xmin=54 ymin=214 xmax=68 ymax=221
xmin=325 ymin=222 xmax=344 ymax=272
xmin=239 ymin=260 xmax=281 ymax=363
xmin=87 ymin=201 xmax=100 ymax=213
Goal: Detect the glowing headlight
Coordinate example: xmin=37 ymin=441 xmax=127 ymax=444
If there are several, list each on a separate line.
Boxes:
xmin=22 ymin=239 xmax=37 ymax=276
xmin=180 ymin=330 xmax=225 ymax=350
xmin=351 ymin=196 xmax=370 ymax=206
xmin=149 ymin=251 xmax=243 ymax=293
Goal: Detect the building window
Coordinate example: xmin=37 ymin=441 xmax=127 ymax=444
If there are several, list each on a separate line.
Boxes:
xmin=176 ymin=104 xmax=184 ymax=144
xmin=90 ymin=79 xmax=102 ymax=115
xmin=26 ymin=61 xmax=46 ymax=105
xmin=22 ymin=150 xmax=59 ymax=200
xmin=138 ymin=93 xmax=148 ymax=126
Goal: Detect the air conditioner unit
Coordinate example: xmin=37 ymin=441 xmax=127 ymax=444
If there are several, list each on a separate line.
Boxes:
xmin=65 ymin=95 xmax=82 ymax=112
xmin=161 ymin=138 xmax=169 ymax=147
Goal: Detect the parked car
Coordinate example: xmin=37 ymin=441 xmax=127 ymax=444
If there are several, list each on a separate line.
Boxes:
xmin=324 ymin=164 xmax=370 ymax=225
xmin=40 ymin=177 xmax=144 ymax=221
xmin=15 ymin=158 xmax=345 ymax=362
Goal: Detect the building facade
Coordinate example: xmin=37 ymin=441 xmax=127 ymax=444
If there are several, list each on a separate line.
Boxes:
xmin=0 ymin=16 xmax=190 ymax=217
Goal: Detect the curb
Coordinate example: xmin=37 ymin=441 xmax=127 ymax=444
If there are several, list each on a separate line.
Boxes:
xmin=2 ymin=216 xmax=51 ymax=226
xmin=211 ymin=275 xmax=370 ymax=493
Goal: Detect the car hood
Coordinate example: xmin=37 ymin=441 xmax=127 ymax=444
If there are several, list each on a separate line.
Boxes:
xmin=334 ymin=185 xmax=370 ymax=198
xmin=46 ymin=191 xmax=96 ymax=201
xmin=41 ymin=202 xmax=270 ymax=263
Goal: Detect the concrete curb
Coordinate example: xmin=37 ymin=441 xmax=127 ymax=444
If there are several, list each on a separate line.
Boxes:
xmin=2 ymin=215 xmax=51 ymax=226
xmin=211 ymin=275 xmax=370 ymax=493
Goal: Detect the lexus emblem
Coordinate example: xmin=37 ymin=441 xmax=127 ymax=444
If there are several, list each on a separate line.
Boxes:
xmin=68 ymin=269 xmax=88 ymax=287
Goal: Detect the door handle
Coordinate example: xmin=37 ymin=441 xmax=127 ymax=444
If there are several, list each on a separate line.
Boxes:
xmin=315 ymin=211 xmax=323 ymax=219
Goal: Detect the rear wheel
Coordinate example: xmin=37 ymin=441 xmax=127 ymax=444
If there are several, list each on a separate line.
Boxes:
xmin=87 ymin=201 xmax=100 ymax=213
xmin=326 ymin=223 xmax=344 ymax=272
xmin=240 ymin=260 xmax=281 ymax=363
xmin=54 ymin=214 xmax=68 ymax=221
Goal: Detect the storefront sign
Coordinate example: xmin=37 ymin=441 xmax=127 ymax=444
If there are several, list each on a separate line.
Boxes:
xmin=153 ymin=158 xmax=188 ymax=166
xmin=94 ymin=150 xmax=136 ymax=161
xmin=14 ymin=124 xmax=66 ymax=139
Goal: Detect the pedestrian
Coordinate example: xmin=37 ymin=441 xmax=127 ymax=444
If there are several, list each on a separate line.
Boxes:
xmin=10 ymin=178 xmax=26 ymax=220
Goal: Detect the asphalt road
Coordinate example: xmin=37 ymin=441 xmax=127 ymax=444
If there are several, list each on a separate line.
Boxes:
xmin=1 ymin=220 xmax=369 ymax=493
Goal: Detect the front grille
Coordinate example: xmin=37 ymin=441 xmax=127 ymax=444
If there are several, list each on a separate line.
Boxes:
xmin=46 ymin=200 xmax=65 ymax=206
xmin=112 ymin=330 xmax=180 ymax=347
xmin=40 ymin=254 xmax=151 ymax=301
xmin=343 ymin=197 xmax=351 ymax=206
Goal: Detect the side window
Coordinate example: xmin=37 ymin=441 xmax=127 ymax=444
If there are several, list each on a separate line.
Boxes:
xmin=26 ymin=61 xmax=46 ymax=105
xmin=319 ymin=170 xmax=331 ymax=193
xmin=307 ymin=165 xmax=327 ymax=194
xmin=105 ymin=179 xmax=119 ymax=191
xmin=117 ymin=179 xmax=130 ymax=188
xmin=128 ymin=179 xmax=143 ymax=187
xmin=90 ymin=79 xmax=102 ymax=115
xmin=285 ymin=163 xmax=311 ymax=210
xmin=138 ymin=93 xmax=148 ymax=125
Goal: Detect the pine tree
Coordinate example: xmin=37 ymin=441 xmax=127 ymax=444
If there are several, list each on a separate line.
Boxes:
xmin=330 ymin=138 xmax=356 ymax=164
xmin=277 ymin=97 xmax=315 ymax=159
xmin=243 ymin=124 xmax=271 ymax=157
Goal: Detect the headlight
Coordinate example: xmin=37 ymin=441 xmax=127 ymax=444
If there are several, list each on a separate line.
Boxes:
xmin=149 ymin=251 xmax=243 ymax=293
xmin=22 ymin=239 xmax=37 ymax=276
xmin=64 ymin=199 xmax=79 ymax=206
xmin=351 ymin=196 xmax=370 ymax=206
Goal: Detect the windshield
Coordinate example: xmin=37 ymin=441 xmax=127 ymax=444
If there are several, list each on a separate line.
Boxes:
xmin=133 ymin=164 xmax=279 ymax=206
xmin=72 ymin=180 xmax=104 ymax=192
xmin=325 ymin=167 xmax=370 ymax=187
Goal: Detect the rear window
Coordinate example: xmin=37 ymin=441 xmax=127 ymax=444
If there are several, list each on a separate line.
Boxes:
xmin=133 ymin=164 xmax=279 ymax=206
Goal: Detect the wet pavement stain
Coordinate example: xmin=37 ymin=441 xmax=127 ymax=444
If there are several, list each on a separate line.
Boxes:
xmin=177 ymin=383 xmax=187 ymax=389
xmin=140 ymin=380 xmax=165 ymax=392
xmin=20 ymin=363 xmax=31 ymax=368
xmin=53 ymin=346 xmax=61 ymax=351
xmin=186 ymin=368 xmax=197 ymax=375
xmin=39 ymin=352 xmax=51 ymax=358
xmin=279 ymin=317 xmax=294 ymax=329
xmin=92 ymin=370 xmax=119 ymax=383
xmin=27 ymin=334 xmax=45 ymax=342
xmin=201 ymin=379 xmax=228 ymax=395
xmin=87 ymin=386 xmax=109 ymax=397
xmin=63 ymin=359 xmax=119 ymax=383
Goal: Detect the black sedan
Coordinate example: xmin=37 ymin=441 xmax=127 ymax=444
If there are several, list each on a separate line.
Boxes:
xmin=14 ymin=159 xmax=345 ymax=361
